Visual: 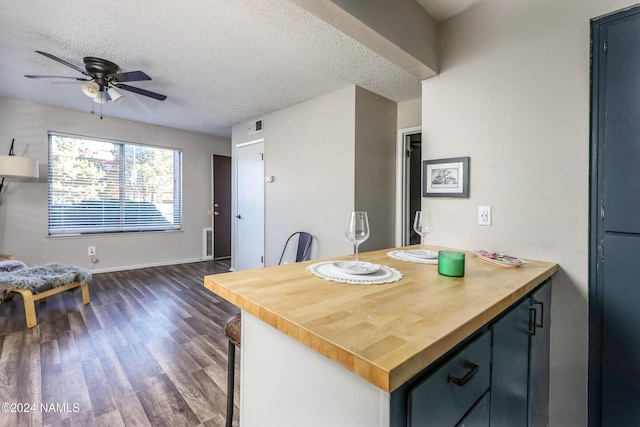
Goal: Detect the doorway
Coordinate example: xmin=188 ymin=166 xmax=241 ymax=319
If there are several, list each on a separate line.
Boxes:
xmin=235 ymin=140 xmax=265 ymax=271
xmin=396 ymin=127 xmax=422 ymax=246
xmin=212 ymin=155 xmax=231 ymax=259
xmin=590 ymin=6 xmax=640 ymax=426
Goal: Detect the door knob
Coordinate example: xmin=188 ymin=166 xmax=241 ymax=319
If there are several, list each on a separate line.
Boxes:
xmin=214 ymin=211 xmax=220 ymax=216
xmin=214 ymin=203 xmax=219 ymax=207
xmin=236 ymin=215 xmax=242 ymax=219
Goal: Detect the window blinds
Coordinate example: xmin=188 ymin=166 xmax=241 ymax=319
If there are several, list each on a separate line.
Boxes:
xmin=48 ymin=133 xmax=182 ymax=235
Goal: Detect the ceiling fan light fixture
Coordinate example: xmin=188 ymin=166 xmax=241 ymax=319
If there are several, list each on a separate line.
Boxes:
xmin=106 ymin=86 xmax=124 ymax=103
xmin=26 ymin=51 xmax=167 ymax=105
xmin=93 ymin=91 xmax=108 ymax=104
xmin=81 ymin=82 xmax=99 ymax=98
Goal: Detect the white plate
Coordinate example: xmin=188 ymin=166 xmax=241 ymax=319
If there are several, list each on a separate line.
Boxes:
xmin=307 ymin=261 xmax=403 ymax=285
xmin=405 ymin=249 xmax=438 ymax=259
xmin=387 ymin=250 xmax=438 ymax=264
xmin=332 ymin=261 xmax=381 ymax=275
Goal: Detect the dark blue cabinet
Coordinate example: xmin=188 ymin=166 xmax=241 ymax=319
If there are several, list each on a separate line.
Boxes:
xmin=528 ymin=283 xmax=552 ymax=427
xmin=490 ymin=299 xmax=530 ymax=426
xmin=398 ymin=280 xmax=552 ymax=427
xmin=408 ymin=332 xmax=491 ymax=426
xmin=459 ymin=391 xmax=491 ymax=427
xmin=491 ymin=281 xmax=552 ymax=427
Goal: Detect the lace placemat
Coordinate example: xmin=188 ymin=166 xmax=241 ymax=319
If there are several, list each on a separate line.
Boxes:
xmin=387 ymin=250 xmax=438 ymax=264
xmin=307 ymin=261 xmax=403 ymax=285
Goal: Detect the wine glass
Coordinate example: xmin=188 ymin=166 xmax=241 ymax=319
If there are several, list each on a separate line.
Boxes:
xmin=413 ymin=211 xmax=433 ymax=253
xmin=345 ymin=211 xmax=370 ymax=269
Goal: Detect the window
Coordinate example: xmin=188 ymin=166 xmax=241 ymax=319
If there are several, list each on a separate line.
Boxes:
xmin=48 ymin=132 xmax=182 ymax=235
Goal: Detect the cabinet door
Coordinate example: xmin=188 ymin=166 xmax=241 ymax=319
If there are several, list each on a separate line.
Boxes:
xmin=490 ymin=299 xmax=531 ymax=427
xmin=529 ymin=281 xmax=551 ymax=427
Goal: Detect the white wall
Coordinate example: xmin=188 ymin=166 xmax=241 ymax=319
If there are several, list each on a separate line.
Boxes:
xmin=397 ymin=97 xmax=421 ymax=130
xmin=355 ymin=86 xmax=397 ymax=252
xmin=231 ymin=85 xmax=398 ymax=268
xmin=0 ymin=97 xmax=231 ymax=271
xmin=232 ymin=86 xmax=356 ymax=267
xmin=420 ymin=1 xmax=637 ymax=425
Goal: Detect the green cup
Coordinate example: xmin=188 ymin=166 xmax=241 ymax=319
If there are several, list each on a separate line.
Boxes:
xmin=438 ymin=251 xmax=465 ymax=277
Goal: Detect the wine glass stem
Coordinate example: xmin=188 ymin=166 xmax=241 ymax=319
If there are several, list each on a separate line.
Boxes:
xmin=355 ymin=243 xmax=360 ymax=267
xmin=421 ymin=234 xmax=426 ymax=251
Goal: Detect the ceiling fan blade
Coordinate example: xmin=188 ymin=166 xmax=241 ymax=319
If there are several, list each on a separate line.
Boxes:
xmin=25 ymin=74 xmax=92 ymax=81
xmin=35 ymin=50 xmax=89 ymax=76
xmin=110 ymin=71 xmax=151 ymax=82
xmin=115 ymin=83 xmax=167 ymax=101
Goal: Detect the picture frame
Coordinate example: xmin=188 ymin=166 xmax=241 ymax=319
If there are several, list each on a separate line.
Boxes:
xmin=422 ymin=156 xmax=470 ymax=198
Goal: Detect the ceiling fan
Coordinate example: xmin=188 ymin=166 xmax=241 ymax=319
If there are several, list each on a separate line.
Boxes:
xmin=25 ymin=50 xmax=167 ymax=103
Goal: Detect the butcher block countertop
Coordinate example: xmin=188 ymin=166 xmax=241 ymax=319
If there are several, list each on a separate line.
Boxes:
xmin=203 ymin=245 xmax=558 ymax=393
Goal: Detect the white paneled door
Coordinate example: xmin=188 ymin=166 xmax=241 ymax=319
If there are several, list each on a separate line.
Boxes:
xmin=236 ymin=140 xmax=265 ymax=270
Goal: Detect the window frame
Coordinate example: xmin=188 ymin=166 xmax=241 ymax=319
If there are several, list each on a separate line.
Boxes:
xmin=47 ymin=131 xmax=183 ymax=236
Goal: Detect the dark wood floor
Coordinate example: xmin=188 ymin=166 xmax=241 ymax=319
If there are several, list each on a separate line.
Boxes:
xmin=0 ymin=260 xmax=240 ymax=427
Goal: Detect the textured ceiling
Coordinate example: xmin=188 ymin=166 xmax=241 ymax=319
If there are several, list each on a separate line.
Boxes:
xmin=0 ymin=1 xmax=475 ymax=137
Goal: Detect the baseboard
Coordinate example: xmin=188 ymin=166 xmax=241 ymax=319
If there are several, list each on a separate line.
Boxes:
xmin=89 ymin=257 xmax=206 ymax=274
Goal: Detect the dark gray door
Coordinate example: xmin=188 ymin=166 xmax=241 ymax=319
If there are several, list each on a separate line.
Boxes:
xmin=591 ymin=7 xmax=640 ymax=426
xmin=212 ymin=155 xmax=231 ymax=259
xmin=407 ymin=133 xmax=422 ymax=245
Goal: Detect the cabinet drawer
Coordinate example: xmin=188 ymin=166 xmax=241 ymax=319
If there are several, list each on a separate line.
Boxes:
xmin=408 ymin=331 xmax=491 ymax=427
xmin=457 ymin=391 xmax=490 ymax=427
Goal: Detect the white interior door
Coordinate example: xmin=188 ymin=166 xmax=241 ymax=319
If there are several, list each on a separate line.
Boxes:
xmin=236 ymin=140 xmax=265 ymax=270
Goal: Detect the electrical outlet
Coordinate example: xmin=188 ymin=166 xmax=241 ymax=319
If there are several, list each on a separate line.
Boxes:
xmin=478 ymin=206 xmax=492 ymax=226
xmin=88 ymin=246 xmax=96 ymax=256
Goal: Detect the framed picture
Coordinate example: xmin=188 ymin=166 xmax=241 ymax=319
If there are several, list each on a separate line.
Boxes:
xmin=422 ymin=157 xmax=470 ymax=197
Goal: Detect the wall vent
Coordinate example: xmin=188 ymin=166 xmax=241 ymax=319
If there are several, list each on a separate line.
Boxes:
xmin=249 ymin=119 xmax=263 ymax=134
xmin=203 ymin=227 xmax=213 ymax=260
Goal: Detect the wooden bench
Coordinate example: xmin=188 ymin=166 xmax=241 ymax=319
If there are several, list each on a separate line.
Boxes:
xmin=0 ymin=254 xmax=90 ymax=328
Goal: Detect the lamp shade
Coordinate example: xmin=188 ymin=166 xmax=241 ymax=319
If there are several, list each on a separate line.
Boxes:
xmin=106 ymin=86 xmax=124 ymax=103
xmin=81 ymin=82 xmax=99 ymax=98
xmin=0 ymin=155 xmax=39 ymax=178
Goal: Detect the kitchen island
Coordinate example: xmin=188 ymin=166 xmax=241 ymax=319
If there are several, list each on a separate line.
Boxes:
xmin=204 ymin=246 xmax=558 ymax=426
